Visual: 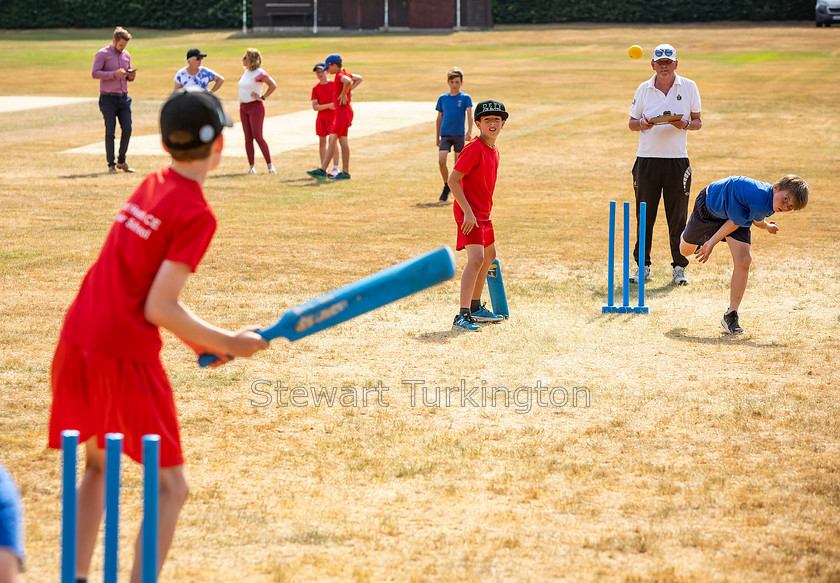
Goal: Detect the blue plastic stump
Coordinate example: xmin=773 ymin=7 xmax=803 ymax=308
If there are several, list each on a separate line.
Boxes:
xmin=104 ymin=433 xmax=123 ymax=583
xmin=61 ymin=430 xmax=79 ymax=583
xmin=142 ymin=435 xmax=160 ymax=583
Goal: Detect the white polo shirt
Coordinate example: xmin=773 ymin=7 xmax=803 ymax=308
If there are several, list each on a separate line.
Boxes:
xmin=630 ymin=73 xmax=701 ymax=158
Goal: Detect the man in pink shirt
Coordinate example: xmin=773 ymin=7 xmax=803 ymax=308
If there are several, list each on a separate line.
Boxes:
xmin=92 ymin=27 xmax=137 ymax=174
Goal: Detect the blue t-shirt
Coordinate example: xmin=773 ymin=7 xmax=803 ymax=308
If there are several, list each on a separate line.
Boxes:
xmin=0 ymin=464 xmax=24 ymax=565
xmin=173 ymin=66 xmax=218 ymax=91
xmin=705 ymin=176 xmax=775 ymax=227
xmin=436 ymin=91 xmax=473 ymax=137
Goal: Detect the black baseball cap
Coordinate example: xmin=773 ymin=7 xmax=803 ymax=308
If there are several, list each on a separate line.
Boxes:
xmin=160 ymin=87 xmax=233 ymax=151
xmin=474 ymin=99 xmax=509 ymax=121
xmin=313 ymin=62 xmax=326 ymax=71
xmin=186 ymin=48 xmax=207 ymax=60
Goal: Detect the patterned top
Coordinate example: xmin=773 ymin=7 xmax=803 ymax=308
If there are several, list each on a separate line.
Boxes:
xmin=174 ymin=66 xmax=218 ymax=91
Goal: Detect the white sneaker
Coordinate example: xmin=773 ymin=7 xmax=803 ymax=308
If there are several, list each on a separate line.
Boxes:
xmin=327 ymin=168 xmax=339 ymax=178
xmin=267 ymin=164 xmax=277 ymax=174
xmin=673 ymin=265 xmax=688 ymax=286
xmin=628 ymin=266 xmax=651 ymax=283
xmin=248 ymin=166 xmax=257 ymax=175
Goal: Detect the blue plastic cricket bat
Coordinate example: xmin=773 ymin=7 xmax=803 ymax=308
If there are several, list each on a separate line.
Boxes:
xmin=486 ymin=258 xmax=509 ymax=319
xmin=198 ymin=246 xmax=457 ymax=367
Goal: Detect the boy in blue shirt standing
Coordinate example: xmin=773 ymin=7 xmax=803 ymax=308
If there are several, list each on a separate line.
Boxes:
xmin=435 ymin=67 xmax=472 ymax=202
xmin=679 ymin=174 xmax=809 ymax=334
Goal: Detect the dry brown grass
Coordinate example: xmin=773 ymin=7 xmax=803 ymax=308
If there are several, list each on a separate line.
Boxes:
xmin=1 ymin=23 xmax=839 ymax=582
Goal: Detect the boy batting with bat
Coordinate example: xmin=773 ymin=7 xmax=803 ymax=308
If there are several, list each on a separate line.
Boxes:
xmin=449 ymin=99 xmax=509 ymax=332
xmin=48 ymin=88 xmax=269 ymax=583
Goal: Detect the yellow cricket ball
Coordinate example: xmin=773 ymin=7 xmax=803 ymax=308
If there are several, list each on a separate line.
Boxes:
xmin=628 ymin=45 xmax=643 ymax=60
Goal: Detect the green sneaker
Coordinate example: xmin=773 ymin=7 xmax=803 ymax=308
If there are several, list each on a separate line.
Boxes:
xmin=307 ymin=168 xmax=328 ymax=179
xmin=329 ymin=172 xmax=351 ymax=180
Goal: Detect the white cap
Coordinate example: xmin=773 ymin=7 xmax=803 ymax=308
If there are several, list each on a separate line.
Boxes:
xmin=652 ymin=44 xmax=677 ymax=61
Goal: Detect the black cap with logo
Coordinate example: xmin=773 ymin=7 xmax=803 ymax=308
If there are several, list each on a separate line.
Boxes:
xmin=160 ymin=87 xmax=233 ymax=151
xmin=474 ymin=99 xmax=509 ymax=121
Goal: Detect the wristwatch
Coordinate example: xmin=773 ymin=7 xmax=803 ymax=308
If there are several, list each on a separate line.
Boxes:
xmin=260 ymin=95 xmax=265 ymax=101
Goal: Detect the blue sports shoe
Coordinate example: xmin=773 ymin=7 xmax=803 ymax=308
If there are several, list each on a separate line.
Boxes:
xmin=452 ymin=314 xmax=481 ymax=332
xmin=471 ymin=303 xmax=504 ymax=323
xmin=307 ymin=168 xmax=328 ymax=179
xmin=329 ymin=172 xmax=351 ymax=180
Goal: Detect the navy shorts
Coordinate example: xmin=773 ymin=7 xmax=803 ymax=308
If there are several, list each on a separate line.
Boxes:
xmin=683 ymin=189 xmax=752 ymax=247
xmin=0 ymin=464 xmax=24 ymax=571
xmin=439 ymin=135 xmax=465 ymax=153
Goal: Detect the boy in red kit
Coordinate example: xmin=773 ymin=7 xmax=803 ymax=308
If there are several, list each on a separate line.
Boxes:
xmin=307 ymin=53 xmax=363 ymax=181
xmin=310 ymin=62 xmax=339 ymax=177
xmin=48 ymin=88 xmax=269 ymax=583
xmin=448 ymin=99 xmax=509 ymax=332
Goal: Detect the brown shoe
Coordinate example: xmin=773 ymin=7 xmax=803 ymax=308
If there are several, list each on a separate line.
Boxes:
xmin=108 ymin=165 xmax=118 ymax=174
xmin=115 ymin=162 xmax=135 ymax=173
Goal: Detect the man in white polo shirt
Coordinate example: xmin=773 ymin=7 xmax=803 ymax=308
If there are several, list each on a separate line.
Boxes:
xmin=628 ymin=43 xmax=702 ymax=286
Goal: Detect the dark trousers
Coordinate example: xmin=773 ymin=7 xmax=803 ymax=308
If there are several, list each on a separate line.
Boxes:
xmin=632 ymin=157 xmax=691 ymax=269
xmin=99 ymin=93 xmax=132 ymax=166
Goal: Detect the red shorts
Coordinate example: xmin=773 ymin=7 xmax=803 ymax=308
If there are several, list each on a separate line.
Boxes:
xmin=316 ymin=116 xmax=333 ymax=137
xmin=329 ymin=106 xmax=353 ymax=137
xmin=48 ymin=338 xmax=184 ymax=467
xmin=456 ymin=219 xmax=495 ymax=251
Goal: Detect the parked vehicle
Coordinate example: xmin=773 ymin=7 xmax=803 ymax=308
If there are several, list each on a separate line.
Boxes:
xmin=816 ymin=0 xmax=840 ymax=26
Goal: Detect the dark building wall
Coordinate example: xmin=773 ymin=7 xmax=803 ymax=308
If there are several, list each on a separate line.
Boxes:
xmin=463 ymin=0 xmax=492 ymax=27
xmin=389 ymin=0 xmax=410 ymax=27
xmin=253 ymin=0 xmax=491 ymax=30
xmin=342 ymin=0 xmax=385 ymax=28
xmin=409 ymin=0 xmax=454 ymax=27
xmin=319 ymin=0 xmax=343 ymax=27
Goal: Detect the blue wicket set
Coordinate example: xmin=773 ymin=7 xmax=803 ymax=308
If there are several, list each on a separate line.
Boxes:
xmin=602 ymin=201 xmax=649 ymax=314
xmin=61 ymin=429 xmax=161 ymax=583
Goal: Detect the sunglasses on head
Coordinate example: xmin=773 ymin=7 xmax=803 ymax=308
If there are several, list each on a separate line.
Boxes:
xmin=654 ymin=48 xmax=674 ymax=58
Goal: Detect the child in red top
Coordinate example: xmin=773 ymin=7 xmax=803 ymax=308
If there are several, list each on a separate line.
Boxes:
xmin=448 ymin=99 xmax=509 ymax=332
xmin=48 ymin=88 xmax=269 ymax=583
xmin=310 ymin=62 xmax=339 ymax=176
xmin=307 ymin=53 xmax=363 ymax=181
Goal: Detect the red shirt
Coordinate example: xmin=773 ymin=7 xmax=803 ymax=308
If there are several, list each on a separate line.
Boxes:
xmin=453 ymin=136 xmax=500 ymax=223
xmin=333 ymin=69 xmax=353 ymax=107
xmin=61 ymin=168 xmax=217 ymax=363
xmin=311 ymin=81 xmax=335 ymax=121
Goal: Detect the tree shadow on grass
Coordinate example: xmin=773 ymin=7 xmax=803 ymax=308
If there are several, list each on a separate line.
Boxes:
xmin=665 ymin=327 xmax=786 ymax=349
